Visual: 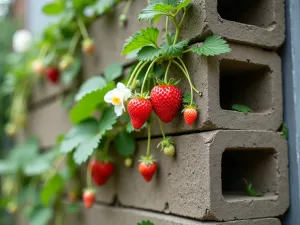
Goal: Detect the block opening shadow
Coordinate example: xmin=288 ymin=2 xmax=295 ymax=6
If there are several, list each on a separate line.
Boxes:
xmin=219 ymin=59 xmax=272 ymax=113
xmin=217 ymin=0 xmax=275 ymax=28
xmin=222 ymin=147 xmax=277 ymax=201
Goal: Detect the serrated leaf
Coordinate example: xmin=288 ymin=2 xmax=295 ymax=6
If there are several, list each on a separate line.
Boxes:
xmin=182 ymin=93 xmax=192 ymax=104
xmin=138 ymin=220 xmax=155 ymax=225
xmin=232 ymin=104 xmax=253 ymax=113
xmin=126 ymin=122 xmax=135 ymax=133
xmin=137 ymin=46 xmax=162 ymax=61
xmin=23 ymin=157 xmax=51 ymax=176
xmin=29 ymin=207 xmax=53 ymax=225
xmin=243 ymin=179 xmax=263 ymax=197
xmin=176 ymin=0 xmax=192 ymax=9
xmin=138 ymin=5 xmax=163 ymax=22
xmin=104 ymin=63 xmax=123 ymax=82
xmin=41 ymin=174 xmax=64 ymax=205
xmin=122 ymin=27 xmax=159 ymax=55
xmin=161 ymin=40 xmax=188 ymax=57
xmin=114 ymin=131 xmax=136 ymax=157
xmin=42 ymin=2 xmax=64 ymax=15
xmin=94 ymin=0 xmax=116 ymax=15
xmin=70 ymin=82 xmax=115 ymax=124
xmin=61 ymin=58 xmax=81 ymax=87
xmin=98 ymin=108 xmax=118 ymax=135
xmin=191 ymin=35 xmax=231 ymax=56
xmin=75 ymin=77 xmax=107 ymax=101
xmin=153 ymin=3 xmax=176 ymax=14
xmin=61 ymin=119 xmax=99 ymax=153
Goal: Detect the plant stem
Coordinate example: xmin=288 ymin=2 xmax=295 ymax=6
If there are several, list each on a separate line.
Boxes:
xmin=172 ymin=59 xmax=193 ymax=104
xmin=165 ymin=17 xmax=172 ymax=45
xmin=69 ymin=32 xmax=81 ymax=55
xmin=141 ymin=57 xmax=162 ymax=93
xmin=164 ymin=61 xmax=172 ymax=82
xmin=122 ymin=0 xmax=132 ymax=17
xmin=178 ymin=9 xmax=187 ymax=28
xmin=38 ymin=45 xmax=49 ymax=59
xmin=172 ymin=17 xmax=180 ymax=45
xmin=146 ymin=124 xmax=151 ymax=157
xmin=77 ymin=17 xmax=89 ymax=39
xmin=127 ymin=61 xmax=144 ymax=86
xmin=177 ymin=57 xmax=201 ymax=94
xmin=158 ymin=118 xmax=166 ymax=139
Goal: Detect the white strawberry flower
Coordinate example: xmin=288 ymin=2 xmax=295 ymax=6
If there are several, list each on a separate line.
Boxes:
xmin=12 ymin=29 xmax=32 ymax=53
xmin=104 ymin=82 xmax=131 ymax=116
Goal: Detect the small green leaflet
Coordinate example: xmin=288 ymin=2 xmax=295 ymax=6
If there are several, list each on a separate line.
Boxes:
xmin=75 ymin=76 xmax=107 ymax=101
xmin=281 ymin=123 xmax=288 ymax=140
xmin=28 ymin=207 xmax=53 ymax=225
xmin=137 ymin=46 xmax=162 ymax=61
xmin=70 ymin=82 xmax=115 ymax=124
xmin=182 ymin=93 xmax=192 ymax=104
xmin=62 ymin=109 xmax=117 ymax=164
xmin=243 ymin=179 xmax=263 ymax=197
xmin=94 ymin=0 xmax=116 ymax=15
xmin=190 ymin=35 xmax=231 ymax=56
xmin=232 ymin=104 xmax=253 ymax=113
xmin=104 ymin=62 xmax=123 ymax=82
xmin=161 ymin=40 xmax=189 ymax=57
xmin=137 ymin=220 xmax=155 ymax=225
xmin=41 ymin=174 xmax=64 ymax=205
xmin=114 ymin=131 xmax=136 ymax=157
xmin=122 ymin=27 xmax=159 ymax=55
xmin=42 ymin=2 xmax=64 ymax=15
xmin=61 ymin=58 xmax=81 ymax=87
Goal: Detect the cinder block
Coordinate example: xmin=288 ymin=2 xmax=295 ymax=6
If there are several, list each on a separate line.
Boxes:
xmin=118 ymin=130 xmax=289 ymax=221
xmin=24 ymin=100 xmax=71 ymax=148
xmin=143 ymin=43 xmax=282 ymax=137
xmin=84 ymin=204 xmax=281 ymax=225
xmin=181 ymin=0 xmax=285 ymax=49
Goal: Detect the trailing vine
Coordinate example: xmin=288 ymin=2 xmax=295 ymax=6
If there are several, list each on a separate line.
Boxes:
xmin=0 ymin=0 xmax=231 ymax=223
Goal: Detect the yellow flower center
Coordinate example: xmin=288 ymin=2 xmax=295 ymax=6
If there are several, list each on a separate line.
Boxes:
xmin=112 ymin=96 xmax=121 ymax=105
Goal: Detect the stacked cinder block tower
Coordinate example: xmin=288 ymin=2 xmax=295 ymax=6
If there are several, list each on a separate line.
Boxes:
xmin=25 ymin=0 xmax=289 ymax=224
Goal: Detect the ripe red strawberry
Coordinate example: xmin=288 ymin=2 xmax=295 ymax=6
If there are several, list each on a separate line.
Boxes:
xmin=88 ymin=159 xmax=114 ymax=186
xmin=150 ymin=82 xmax=182 ymax=123
xmin=82 ymin=189 xmax=96 ymax=208
xmin=138 ymin=156 xmax=157 ymax=182
xmin=82 ymin=39 xmax=95 ymax=55
xmin=183 ymin=106 xmax=198 ymax=126
xmin=45 ymin=67 xmax=60 ymax=84
xmin=127 ymin=97 xmax=152 ymax=129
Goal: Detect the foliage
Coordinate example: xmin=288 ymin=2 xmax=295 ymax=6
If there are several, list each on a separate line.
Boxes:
xmin=232 ymin=104 xmax=253 ymax=113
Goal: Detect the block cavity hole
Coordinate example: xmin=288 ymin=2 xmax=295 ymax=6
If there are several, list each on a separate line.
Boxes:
xmin=222 ymin=148 xmax=277 ymax=201
xmin=219 ymin=59 xmax=272 ymax=113
xmin=217 ymin=0 xmax=275 ymax=28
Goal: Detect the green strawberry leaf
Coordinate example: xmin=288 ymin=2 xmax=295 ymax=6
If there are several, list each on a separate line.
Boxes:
xmin=126 ymin=122 xmax=135 ymax=133
xmin=104 ymin=62 xmax=123 ymax=82
xmin=70 ymin=82 xmax=115 ymax=124
xmin=137 ymin=220 xmax=155 ymax=225
xmin=182 ymin=93 xmax=192 ymax=104
xmin=94 ymin=0 xmax=116 ymax=15
xmin=122 ymin=27 xmax=160 ymax=55
xmin=41 ymin=174 xmax=64 ymax=205
xmin=42 ymin=2 xmax=64 ymax=15
xmin=137 ymin=46 xmax=162 ymax=61
xmin=190 ymin=35 xmax=231 ymax=56
xmin=75 ymin=76 xmax=107 ymax=101
xmin=232 ymin=104 xmax=253 ymax=113
xmin=28 ymin=207 xmax=53 ymax=225
xmin=161 ymin=40 xmax=189 ymax=57
xmin=243 ymin=179 xmax=264 ymax=197
xmin=281 ymin=123 xmax=288 ymax=140
xmin=138 ymin=4 xmax=163 ymax=22
xmin=114 ymin=131 xmax=136 ymax=157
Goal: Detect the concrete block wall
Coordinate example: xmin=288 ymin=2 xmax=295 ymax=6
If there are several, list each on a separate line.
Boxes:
xmin=22 ymin=0 xmax=288 ymax=224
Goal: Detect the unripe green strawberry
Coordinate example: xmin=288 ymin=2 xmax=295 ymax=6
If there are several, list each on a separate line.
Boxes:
xmin=59 ymin=55 xmax=73 ymax=71
xmin=150 ymin=82 xmax=182 ymax=123
xmin=163 ymin=144 xmax=175 ymax=156
xmin=124 ymin=157 xmax=133 ymax=167
xmin=82 ymin=38 xmax=95 ymax=55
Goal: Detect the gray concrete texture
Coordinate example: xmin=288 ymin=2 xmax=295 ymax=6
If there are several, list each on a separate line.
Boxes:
xmin=137 ymin=43 xmax=282 ymax=137
xmin=81 ymin=205 xmax=281 ymax=225
xmin=113 ymin=130 xmax=289 ymax=221
xmin=181 ymin=0 xmax=285 ymax=49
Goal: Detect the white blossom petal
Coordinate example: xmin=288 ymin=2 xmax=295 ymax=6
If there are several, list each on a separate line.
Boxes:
xmin=104 ymin=91 xmax=113 ymax=103
xmin=114 ymin=104 xmax=124 ymax=116
xmin=12 ymin=30 xmax=32 ymax=53
xmin=117 ymin=82 xmax=126 ymax=90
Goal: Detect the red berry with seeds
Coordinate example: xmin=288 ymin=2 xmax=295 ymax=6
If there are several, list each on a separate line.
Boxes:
xmin=138 ymin=156 xmax=157 ymax=182
xmin=183 ymin=106 xmax=198 ymax=126
xmin=127 ymin=97 xmax=152 ymax=130
xmin=150 ymin=82 xmax=182 ymax=123
xmin=45 ymin=67 xmax=60 ymax=84
xmin=88 ymin=159 xmax=114 ymax=186
xmin=82 ymin=189 xmax=96 ymax=209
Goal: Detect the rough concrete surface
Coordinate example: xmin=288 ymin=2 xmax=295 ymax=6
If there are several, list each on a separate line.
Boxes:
xmin=181 ymin=0 xmax=285 ymax=49
xmin=81 ymin=205 xmax=281 ymax=225
xmin=116 ymin=130 xmax=289 ymax=221
xmin=137 ymin=43 xmax=282 ymax=137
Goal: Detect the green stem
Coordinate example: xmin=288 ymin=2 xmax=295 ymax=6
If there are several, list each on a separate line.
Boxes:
xmin=38 ymin=45 xmax=49 ymax=59
xmin=172 ymin=59 xmax=193 ymax=105
xmin=127 ymin=61 xmax=144 ymax=86
xmin=146 ymin=124 xmax=151 ymax=157
xmin=122 ymin=0 xmax=132 ymax=17
xmin=172 ymin=17 xmax=180 ymax=45
xmin=69 ymin=32 xmax=81 ymax=55
xmin=158 ymin=119 xmax=166 ymax=139
xmin=178 ymin=9 xmax=187 ymax=28
xmin=165 ymin=17 xmax=172 ymax=45
xmin=183 ymin=48 xmax=191 ymax=54
xmin=177 ymin=57 xmax=201 ymax=94
xmin=164 ymin=61 xmax=172 ymax=82
xmin=141 ymin=57 xmax=161 ymax=93
xmin=77 ymin=17 xmax=89 ymax=39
